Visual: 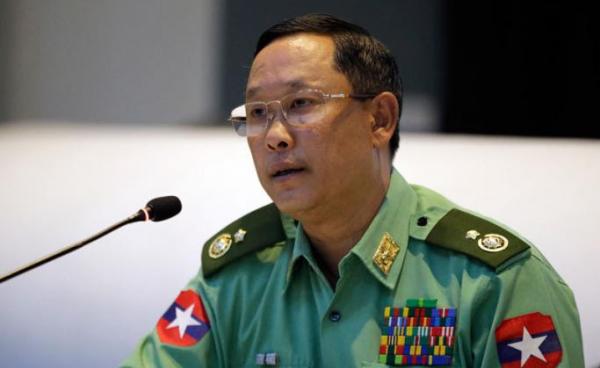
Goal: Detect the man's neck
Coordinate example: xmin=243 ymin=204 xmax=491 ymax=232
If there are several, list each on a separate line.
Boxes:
xmin=299 ymin=172 xmax=391 ymax=284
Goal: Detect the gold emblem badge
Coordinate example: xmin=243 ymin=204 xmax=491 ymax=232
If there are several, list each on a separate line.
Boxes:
xmin=477 ymin=233 xmax=509 ymax=252
xmin=373 ymin=232 xmax=400 ymax=275
xmin=208 ymin=233 xmax=232 ymax=259
xmin=233 ymin=228 xmax=247 ymax=243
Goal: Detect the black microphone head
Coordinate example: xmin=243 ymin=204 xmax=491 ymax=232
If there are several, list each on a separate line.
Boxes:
xmin=145 ymin=196 xmax=182 ymax=222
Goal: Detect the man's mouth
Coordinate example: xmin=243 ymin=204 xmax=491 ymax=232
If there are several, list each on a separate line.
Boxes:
xmin=272 ymin=168 xmax=305 ymax=178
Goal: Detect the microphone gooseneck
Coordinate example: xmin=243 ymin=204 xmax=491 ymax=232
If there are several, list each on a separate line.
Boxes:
xmin=0 ymin=196 xmax=182 ymax=284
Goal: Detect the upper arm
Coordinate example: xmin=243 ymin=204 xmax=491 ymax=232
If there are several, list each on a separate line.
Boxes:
xmin=474 ymin=254 xmax=584 ymax=367
xmin=121 ymin=287 xmax=222 ymax=368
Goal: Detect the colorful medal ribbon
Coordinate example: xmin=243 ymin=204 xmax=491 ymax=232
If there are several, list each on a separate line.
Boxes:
xmin=379 ymin=299 xmax=456 ymax=366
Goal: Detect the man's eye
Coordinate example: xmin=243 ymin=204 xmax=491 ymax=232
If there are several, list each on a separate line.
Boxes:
xmin=249 ymin=106 xmax=266 ymax=118
xmin=290 ymin=98 xmax=315 ymax=110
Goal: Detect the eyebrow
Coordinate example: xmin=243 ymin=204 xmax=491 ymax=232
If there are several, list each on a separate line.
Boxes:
xmin=245 ymin=80 xmax=314 ymax=100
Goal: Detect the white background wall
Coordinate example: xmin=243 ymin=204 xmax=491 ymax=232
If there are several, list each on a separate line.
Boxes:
xmin=0 ymin=123 xmax=598 ymax=367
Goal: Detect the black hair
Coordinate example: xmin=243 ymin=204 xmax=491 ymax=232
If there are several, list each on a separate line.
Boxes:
xmin=254 ymin=13 xmax=402 ymax=157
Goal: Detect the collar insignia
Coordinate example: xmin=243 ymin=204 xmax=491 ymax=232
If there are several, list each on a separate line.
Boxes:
xmin=373 ymin=232 xmax=400 ymax=275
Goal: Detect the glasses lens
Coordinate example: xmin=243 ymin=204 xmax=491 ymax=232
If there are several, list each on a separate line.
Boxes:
xmin=229 ymin=105 xmax=247 ymax=136
xmin=230 ymin=90 xmax=329 ymax=137
xmin=244 ymin=102 xmax=269 ymax=137
xmin=282 ymin=90 xmax=325 ymax=126
xmin=231 ymin=119 xmax=246 ymax=137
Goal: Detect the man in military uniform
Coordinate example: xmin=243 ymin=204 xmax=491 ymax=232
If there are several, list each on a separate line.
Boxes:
xmin=123 ymin=14 xmax=584 ymax=367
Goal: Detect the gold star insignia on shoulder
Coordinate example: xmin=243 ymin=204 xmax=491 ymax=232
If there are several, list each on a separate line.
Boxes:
xmin=208 ymin=233 xmax=232 ymax=259
xmin=465 ymin=229 xmax=480 ymax=240
xmin=373 ymin=232 xmax=400 ymax=275
xmin=233 ymin=228 xmax=247 ymax=243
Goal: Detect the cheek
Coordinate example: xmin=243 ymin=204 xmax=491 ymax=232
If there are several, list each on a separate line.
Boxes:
xmin=247 ymin=139 xmax=266 ymax=171
xmin=295 ymin=128 xmax=329 ymax=165
xmin=324 ymin=120 xmax=371 ymax=157
xmin=247 ymin=140 xmax=257 ymax=159
xmin=300 ymin=131 xmax=353 ymax=178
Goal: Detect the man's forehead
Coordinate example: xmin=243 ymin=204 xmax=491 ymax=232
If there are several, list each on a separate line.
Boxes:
xmin=246 ymin=80 xmax=314 ymax=100
xmin=245 ymin=33 xmax=345 ymax=99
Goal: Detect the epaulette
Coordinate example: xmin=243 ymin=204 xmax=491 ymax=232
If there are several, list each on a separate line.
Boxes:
xmin=413 ymin=208 xmax=531 ymax=271
xmin=201 ymin=203 xmax=288 ymax=277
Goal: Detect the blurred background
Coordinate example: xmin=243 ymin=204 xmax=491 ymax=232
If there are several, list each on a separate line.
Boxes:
xmin=2 ymin=0 xmax=598 ymax=135
xmin=0 ymin=1 xmax=598 ymax=367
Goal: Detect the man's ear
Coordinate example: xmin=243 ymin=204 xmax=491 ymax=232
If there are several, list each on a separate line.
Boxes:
xmin=370 ymin=92 xmax=399 ymax=149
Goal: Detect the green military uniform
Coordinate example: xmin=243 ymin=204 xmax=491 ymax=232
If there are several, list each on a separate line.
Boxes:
xmin=123 ymin=170 xmax=584 ymax=367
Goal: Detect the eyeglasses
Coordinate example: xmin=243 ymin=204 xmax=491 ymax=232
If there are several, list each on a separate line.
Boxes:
xmin=228 ymin=89 xmax=376 ymax=137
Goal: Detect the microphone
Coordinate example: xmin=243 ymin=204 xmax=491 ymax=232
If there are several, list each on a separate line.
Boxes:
xmin=130 ymin=196 xmax=182 ymax=222
xmin=0 ymin=196 xmax=182 ymax=283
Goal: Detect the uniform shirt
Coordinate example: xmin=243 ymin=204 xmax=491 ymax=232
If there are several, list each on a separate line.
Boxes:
xmin=123 ymin=170 xmax=584 ymax=367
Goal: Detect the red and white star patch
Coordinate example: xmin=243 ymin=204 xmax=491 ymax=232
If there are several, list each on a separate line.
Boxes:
xmin=156 ymin=290 xmax=211 ymax=346
xmin=495 ymin=312 xmax=562 ymax=368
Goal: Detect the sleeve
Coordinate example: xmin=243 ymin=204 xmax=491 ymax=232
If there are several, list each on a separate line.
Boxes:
xmin=473 ymin=251 xmax=585 ymax=367
xmin=120 ymin=285 xmax=222 ymax=368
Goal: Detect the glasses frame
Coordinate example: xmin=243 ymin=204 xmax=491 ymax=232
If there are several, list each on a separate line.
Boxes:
xmin=228 ymin=89 xmax=378 ymax=137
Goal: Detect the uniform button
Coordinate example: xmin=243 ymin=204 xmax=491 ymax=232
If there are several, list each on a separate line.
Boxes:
xmin=417 ymin=216 xmax=428 ymax=226
xmin=329 ymin=310 xmax=342 ymax=322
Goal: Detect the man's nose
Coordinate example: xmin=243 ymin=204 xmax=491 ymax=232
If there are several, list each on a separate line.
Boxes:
xmin=264 ymin=102 xmax=294 ymax=151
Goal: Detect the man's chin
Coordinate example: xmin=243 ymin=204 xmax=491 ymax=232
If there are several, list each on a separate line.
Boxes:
xmin=270 ymin=192 xmax=313 ymax=218
xmin=272 ymin=198 xmax=303 ymax=216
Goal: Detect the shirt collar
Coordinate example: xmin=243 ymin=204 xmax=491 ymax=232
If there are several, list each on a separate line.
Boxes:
xmin=348 ymin=169 xmax=417 ymax=289
xmin=284 ymin=222 xmax=323 ymax=290
xmin=284 ymin=169 xmax=418 ymax=290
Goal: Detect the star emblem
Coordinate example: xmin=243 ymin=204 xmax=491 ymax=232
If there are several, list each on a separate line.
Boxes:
xmin=508 ymin=326 xmax=547 ymax=367
xmin=465 ymin=230 xmax=480 ymax=240
xmin=234 ymin=228 xmax=247 ymax=243
xmin=166 ymin=303 xmax=202 ymax=338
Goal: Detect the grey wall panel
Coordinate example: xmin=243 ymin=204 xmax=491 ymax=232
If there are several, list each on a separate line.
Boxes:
xmin=1 ymin=0 xmax=222 ymax=125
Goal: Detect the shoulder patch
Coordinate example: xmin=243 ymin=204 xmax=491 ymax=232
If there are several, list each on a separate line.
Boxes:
xmin=424 ymin=208 xmax=530 ymax=270
xmin=201 ymin=203 xmax=290 ymax=277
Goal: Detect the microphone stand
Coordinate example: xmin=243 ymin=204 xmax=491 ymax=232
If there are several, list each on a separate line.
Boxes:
xmin=0 ymin=210 xmax=146 ymax=284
